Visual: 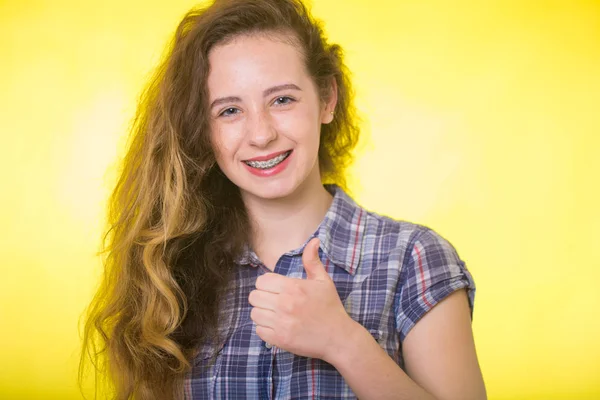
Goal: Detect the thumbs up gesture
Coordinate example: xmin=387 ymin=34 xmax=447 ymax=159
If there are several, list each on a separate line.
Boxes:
xmin=249 ymin=238 xmax=354 ymax=361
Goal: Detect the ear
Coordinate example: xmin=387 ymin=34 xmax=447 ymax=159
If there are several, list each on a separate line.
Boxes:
xmin=321 ymin=77 xmax=338 ymax=124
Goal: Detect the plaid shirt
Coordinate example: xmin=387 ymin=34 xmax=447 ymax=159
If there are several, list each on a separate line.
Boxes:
xmin=184 ymin=184 xmax=476 ymax=399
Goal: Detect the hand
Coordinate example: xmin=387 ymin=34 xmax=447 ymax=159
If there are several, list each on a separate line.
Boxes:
xmin=248 ymin=238 xmax=354 ymax=360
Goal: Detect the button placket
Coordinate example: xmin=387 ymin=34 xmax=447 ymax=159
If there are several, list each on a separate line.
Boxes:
xmin=270 ymin=345 xmax=278 ymax=399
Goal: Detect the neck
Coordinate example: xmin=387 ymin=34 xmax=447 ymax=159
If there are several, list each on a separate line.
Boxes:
xmin=242 ymin=179 xmax=334 ymax=269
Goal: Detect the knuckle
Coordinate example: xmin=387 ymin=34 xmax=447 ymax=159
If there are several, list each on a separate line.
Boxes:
xmin=279 ymin=298 xmax=294 ymax=314
xmin=279 ymin=337 xmax=289 ymax=348
xmin=249 ymin=289 xmax=260 ymax=303
xmin=284 ymin=302 xmax=294 ymax=314
xmin=275 ymin=330 xmax=289 ymax=347
xmin=278 ymin=279 xmax=288 ymax=292
xmin=278 ymin=323 xmax=294 ymax=346
xmin=289 ymin=280 xmax=301 ymax=292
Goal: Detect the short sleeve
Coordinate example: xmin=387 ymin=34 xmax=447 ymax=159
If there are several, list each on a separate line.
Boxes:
xmin=395 ymin=227 xmax=476 ymax=342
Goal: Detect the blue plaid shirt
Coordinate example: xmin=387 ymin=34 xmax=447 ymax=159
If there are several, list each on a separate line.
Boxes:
xmin=184 ymin=184 xmax=476 ymax=399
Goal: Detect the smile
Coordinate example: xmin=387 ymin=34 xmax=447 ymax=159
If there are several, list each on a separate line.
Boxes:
xmin=243 ymin=150 xmax=292 ymax=170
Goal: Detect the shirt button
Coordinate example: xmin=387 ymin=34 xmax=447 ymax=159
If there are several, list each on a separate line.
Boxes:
xmin=265 ymin=342 xmax=272 ymax=349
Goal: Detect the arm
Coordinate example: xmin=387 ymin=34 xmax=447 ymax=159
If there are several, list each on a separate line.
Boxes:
xmin=325 ymin=289 xmax=487 ymax=400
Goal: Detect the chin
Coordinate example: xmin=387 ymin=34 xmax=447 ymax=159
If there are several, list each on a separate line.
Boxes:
xmin=240 ymin=179 xmax=300 ymax=201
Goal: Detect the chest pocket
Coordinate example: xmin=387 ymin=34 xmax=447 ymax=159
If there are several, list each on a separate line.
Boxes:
xmin=192 ymin=339 xmax=224 ymax=373
xmin=188 ymin=339 xmax=226 ymax=400
xmin=191 ymin=318 xmax=255 ymax=374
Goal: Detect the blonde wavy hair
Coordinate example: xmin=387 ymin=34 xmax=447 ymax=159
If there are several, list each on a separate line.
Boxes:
xmin=79 ymin=0 xmax=361 ymax=398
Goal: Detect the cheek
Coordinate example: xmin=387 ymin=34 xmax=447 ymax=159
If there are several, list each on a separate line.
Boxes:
xmin=210 ymin=128 xmax=236 ymax=161
xmin=211 ymin=139 xmax=232 ymax=175
xmin=282 ymin=109 xmax=320 ymax=144
xmin=208 ymin=133 xmax=222 ymax=160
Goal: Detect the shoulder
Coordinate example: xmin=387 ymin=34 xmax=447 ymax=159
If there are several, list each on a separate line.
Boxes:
xmin=360 ymin=205 xmax=469 ymax=279
xmin=357 ymin=205 xmax=475 ymax=302
xmin=328 ymin=187 xmax=465 ymax=277
xmin=338 ymin=193 xmax=476 ymax=340
xmin=358 ymin=204 xmax=452 ymax=264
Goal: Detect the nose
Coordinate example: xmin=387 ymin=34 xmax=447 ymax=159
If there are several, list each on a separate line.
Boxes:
xmin=246 ymin=109 xmax=277 ymax=148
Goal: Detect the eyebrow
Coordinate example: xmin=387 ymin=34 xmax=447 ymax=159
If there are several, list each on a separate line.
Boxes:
xmin=210 ymin=83 xmax=302 ymax=110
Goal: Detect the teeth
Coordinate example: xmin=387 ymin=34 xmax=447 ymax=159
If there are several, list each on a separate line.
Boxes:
xmin=245 ymin=151 xmax=290 ymax=169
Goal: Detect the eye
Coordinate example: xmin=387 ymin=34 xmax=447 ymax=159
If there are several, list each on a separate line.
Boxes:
xmin=273 ymin=96 xmax=295 ymax=106
xmin=219 ymin=107 xmax=240 ymax=118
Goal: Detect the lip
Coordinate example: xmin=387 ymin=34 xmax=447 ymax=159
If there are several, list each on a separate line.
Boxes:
xmin=243 ymin=149 xmax=292 ymax=162
xmin=243 ymin=150 xmax=293 ymax=178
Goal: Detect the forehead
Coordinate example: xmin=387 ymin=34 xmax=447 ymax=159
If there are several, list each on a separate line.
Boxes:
xmin=207 ymin=33 xmax=309 ymax=95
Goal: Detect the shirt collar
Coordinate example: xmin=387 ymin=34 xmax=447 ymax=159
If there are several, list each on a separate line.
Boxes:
xmin=236 ymin=184 xmax=367 ymax=276
xmin=314 ymin=184 xmax=366 ymax=275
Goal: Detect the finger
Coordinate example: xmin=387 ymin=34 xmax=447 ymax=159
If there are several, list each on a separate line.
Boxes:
xmin=255 ymin=272 xmax=289 ymax=293
xmin=250 ymin=306 xmax=277 ymax=328
xmin=255 ymin=325 xmax=276 ymax=345
xmin=248 ymin=289 xmax=278 ymax=311
xmin=301 ymin=238 xmax=329 ymax=280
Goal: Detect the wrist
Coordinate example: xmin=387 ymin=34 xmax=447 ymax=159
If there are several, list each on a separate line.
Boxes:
xmin=322 ymin=317 xmax=367 ymax=367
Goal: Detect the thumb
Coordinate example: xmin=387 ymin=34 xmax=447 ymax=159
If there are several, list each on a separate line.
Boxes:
xmin=302 ymin=238 xmax=328 ymax=280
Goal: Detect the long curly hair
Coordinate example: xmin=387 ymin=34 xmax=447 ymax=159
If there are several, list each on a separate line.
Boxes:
xmin=79 ymin=0 xmax=361 ymax=398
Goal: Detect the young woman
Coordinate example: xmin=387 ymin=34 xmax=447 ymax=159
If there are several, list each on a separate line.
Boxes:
xmin=80 ymin=0 xmax=487 ymax=399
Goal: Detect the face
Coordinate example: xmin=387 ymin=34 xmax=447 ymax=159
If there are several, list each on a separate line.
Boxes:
xmin=206 ymin=33 xmax=336 ymax=202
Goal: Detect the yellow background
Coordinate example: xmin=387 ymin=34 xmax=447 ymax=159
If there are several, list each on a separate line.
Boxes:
xmin=1 ymin=0 xmax=598 ymax=398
